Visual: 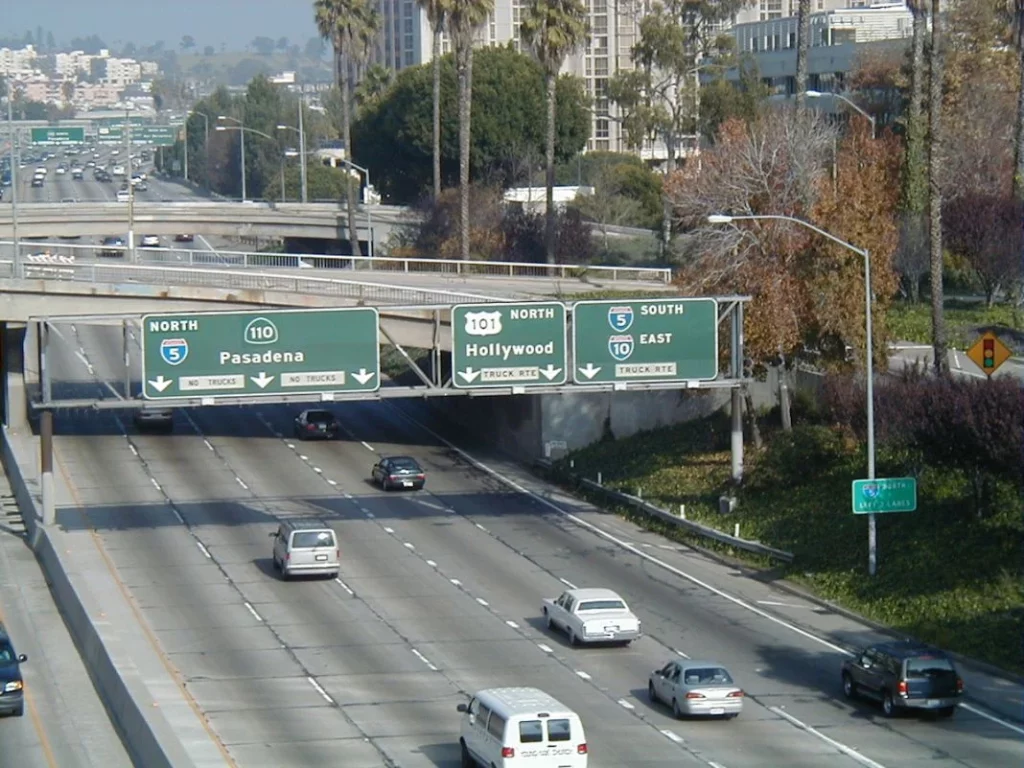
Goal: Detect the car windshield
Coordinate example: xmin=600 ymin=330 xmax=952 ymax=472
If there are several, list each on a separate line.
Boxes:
xmin=683 ymin=667 xmax=734 ymax=686
xmin=905 ymin=656 xmax=956 ymax=678
xmin=578 ymin=599 xmax=626 ymax=611
xmin=390 ymin=458 xmax=421 ymax=471
xmin=0 ymin=642 xmax=15 ymax=664
xmin=291 ymin=531 xmax=334 ymax=548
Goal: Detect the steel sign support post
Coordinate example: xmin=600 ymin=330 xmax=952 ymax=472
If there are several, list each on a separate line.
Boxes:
xmin=730 ymin=301 xmax=744 ymax=483
xmin=39 ymin=322 xmax=54 ymax=526
xmin=123 ymin=319 xmax=132 ymax=397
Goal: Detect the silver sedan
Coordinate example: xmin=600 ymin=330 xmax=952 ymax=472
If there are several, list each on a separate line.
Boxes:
xmin=648 ymin=660 xmax=744 ymax=719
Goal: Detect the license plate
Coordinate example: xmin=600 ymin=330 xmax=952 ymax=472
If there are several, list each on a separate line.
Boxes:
xmin=315 ymin=554 xmax=328 ymax=561
xmin=403 ymin=481 xmax=414 ymax=487
xmin=925 ymin=699 xmax=939 ymax=707
xmin=709 ymin=708 xmax=725 ymax=715
xmin=604 ymin=625 xmax=619 ymax=632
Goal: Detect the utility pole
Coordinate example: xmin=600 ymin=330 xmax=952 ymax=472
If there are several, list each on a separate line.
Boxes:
xmin=7 ymin=80 xmax=20 ymax=278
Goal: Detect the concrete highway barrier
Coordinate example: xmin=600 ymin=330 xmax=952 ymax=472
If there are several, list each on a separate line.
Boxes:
xmin=1 ymin=426 xmax=222 ymax=768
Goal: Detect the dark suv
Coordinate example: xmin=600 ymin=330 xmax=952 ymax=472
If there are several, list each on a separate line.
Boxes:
xmin=0 ymin=623 xmax=28 ymax=717
xmin=842 ymin=640 xmax=964 ymax=718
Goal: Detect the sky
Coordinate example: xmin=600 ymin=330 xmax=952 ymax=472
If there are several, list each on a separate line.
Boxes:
xmin=3 ymin=0 xmax=321 ymax=52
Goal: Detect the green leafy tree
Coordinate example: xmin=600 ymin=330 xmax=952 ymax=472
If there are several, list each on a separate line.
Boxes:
xmin=316 ymin=0 xmax=381 ymax=257
xmin=448 ymin=0 xmax=495 ymax=260
xmin=180 ymin=35 xmax=196 ymax=51
xmin=242 ymin=75 xmax=286 ymax=200
xmin=519 ymin=0 xmax=590 ymax=264
xmin=354 ymin=63 xmax=393 ymax=109
xmin=353 ymin=46 xmax=589 ymax=203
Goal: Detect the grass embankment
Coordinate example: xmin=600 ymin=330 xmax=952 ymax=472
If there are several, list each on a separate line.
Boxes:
xmin=888 ymin=300 xmax=1023 ymax=351
xmin=553 ymin=413 xmax=1023 ymax=673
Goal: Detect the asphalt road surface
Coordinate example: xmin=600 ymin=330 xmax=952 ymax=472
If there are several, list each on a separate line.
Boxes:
xmin=35 ymin=321 xmax=1024 ymax=768
xmin=0 ymin=479 xmax=131 ymax=768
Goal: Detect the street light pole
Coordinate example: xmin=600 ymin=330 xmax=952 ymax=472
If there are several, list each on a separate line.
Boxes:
xmin=805 ymin=90 xmax=876 ymax=139
xmin=708 ymin=213 xmax=878 ymax=574
xmin=298 ymin=97 xmax=307 ymax=203
xmin=218 ymin=115 xmax=246 ymax=200
xmin=343 ymin=159 xmax=373 ymax=258
xmin=6 ymin=80 xmax=20 ymax=278
xmin=125 ymin=109 xmax=136 ymax=263
xmin=183 ymin=117 xmax=188 ymax=182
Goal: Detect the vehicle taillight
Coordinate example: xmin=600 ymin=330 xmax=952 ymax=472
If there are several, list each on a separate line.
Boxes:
xmin=307 ymin=424 xmax=316 ymax=430
xmin=284 ymin=552 xmax=290 ymax=561
xmin=685 ymin=692 xmax=705 ymax=699
xmin=727 ymin=691 xmax=744 ymax=698
xmin=336 ymin=549 xmax=340 ymax=559
xmin=577 ymin=743 xmax=588 ymax=755
xmin=390 ymin=475 xmax=400 ymax=481
xmin=416 ymin=474 xmax=425 ymax=479
xmin=897 ymin=680 xmax=908 ymax=696
xmin=501 ymin=746 xmax=515 ymax=758
xmin=956 ymin=678 xmax=964 ymax=693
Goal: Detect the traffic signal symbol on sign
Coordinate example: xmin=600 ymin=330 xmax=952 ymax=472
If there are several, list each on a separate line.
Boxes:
xmin=965 ymin=331 xmax=1012 ymax=376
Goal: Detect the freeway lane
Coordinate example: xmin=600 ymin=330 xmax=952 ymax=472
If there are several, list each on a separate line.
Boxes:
xmin=50 ymin=324 xmax=1023 ymax=767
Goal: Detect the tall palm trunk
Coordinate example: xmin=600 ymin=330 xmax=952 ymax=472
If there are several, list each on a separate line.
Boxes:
xmin=339 ymin=49 xmax=363 ymax=258
xmin=927 ymin=0 xmax=946 ymax=373
xmin=794 ymin=0 xmax=810 ymax=111
xmin=544 ymin=70 xmax=557 ymax=264
xmin=1013 ymin=0 xmax=1024 ymax=199
xmin=432 ymin=24 xmax=442 ymax=200
xmin=458 ymin=44 xmax=474 ymax=261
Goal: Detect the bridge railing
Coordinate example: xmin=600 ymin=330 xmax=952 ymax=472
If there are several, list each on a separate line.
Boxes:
xmin=0 ymin=257 xmax=507 ymax=306
xmin=0 ymin=239 xmax=673 ymax=284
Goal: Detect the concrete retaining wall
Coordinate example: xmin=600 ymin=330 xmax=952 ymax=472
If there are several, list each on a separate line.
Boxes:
xmin=1 ymin=427 xmax=210 ymax=768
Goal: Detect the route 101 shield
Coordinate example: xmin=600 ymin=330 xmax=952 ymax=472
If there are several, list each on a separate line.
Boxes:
xmin=608 ymin=305 xmax=634 ymax=332
xmin=608 ymin=334 xmax=634 ymax=361
xmin=160 ymin=337 xmax=189 ymax=365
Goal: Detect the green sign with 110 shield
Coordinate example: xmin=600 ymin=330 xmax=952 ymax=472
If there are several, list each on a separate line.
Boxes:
xmin=31 ymin=127 xmax=85 ymax=145
xmin=851 ymin=478 xmax=918 ymax=514
xmin=141 ymin=308 xmax=380 ymax=400
xmin=571 ymin=298 xmax=719 ymax=384
xmin=451 ymin=302 xmax=567 ymax=388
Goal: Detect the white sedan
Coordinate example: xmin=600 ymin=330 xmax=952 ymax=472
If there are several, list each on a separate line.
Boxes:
xmin=541 ymin=588 xmax=641 ymax=645
xmin=140 ymin=235 xmax=160 ymax=247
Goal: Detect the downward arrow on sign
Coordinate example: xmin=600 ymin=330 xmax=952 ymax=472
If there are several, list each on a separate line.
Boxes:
xmin=539 ymin=364 xmax=562 ymax=381
xmin=250 ymin=372 xmax=275 ymax=388
xmin=458 ymin=368 xmax=481 ymax=383
xmin=577 ymin=363 xmax=601 ymax=380
xmin=352 ymin=368 xmax=376 ymax=385
xmin=148 ymin=375 xmax=172 ymax=392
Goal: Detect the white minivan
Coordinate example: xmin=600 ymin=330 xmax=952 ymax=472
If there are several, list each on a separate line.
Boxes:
xmin=457 ymin=687 xmax=588 ymax=768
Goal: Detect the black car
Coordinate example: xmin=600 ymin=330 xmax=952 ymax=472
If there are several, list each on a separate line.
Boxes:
xmin=0 ymin=623 xmax=28 ymax=717
xmin=133 ymin=408 xmax=173 ymax=433
xmin=98 ymin=235 xmax=125 ymax=258
xmin=371 ymin=456 xmax=426 ymax=491
xmin=293 ymin=409 xmax=340 ymax=440
xmin=842 ymin=640 xmax=964 ymax=718
xmin=173 ymin=234 xmax=194 ymax=243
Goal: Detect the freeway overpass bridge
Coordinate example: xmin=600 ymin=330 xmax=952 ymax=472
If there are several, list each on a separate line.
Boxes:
xmin=0 ymin=201 xmax=417 ymax=243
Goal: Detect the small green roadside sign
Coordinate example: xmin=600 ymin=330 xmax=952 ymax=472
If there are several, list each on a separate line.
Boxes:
xmin=451 ymin=302 xmax=567 ymax=388
xmin=571 ymin=298 xmax=719 ymax=384
xmin=31 ymin=127 xmax=85 ymax=146
xmin=852 ymin=478 xmax=918 ymax=514
xmin=141 ymin=308 xmax=380 ymax=400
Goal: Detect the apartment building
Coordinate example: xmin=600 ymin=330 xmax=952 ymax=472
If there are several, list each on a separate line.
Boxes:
xmin=0 ymin=45 xmax=38 ymax=78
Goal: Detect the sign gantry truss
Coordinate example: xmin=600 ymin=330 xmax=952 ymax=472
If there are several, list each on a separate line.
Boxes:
xmin=30 ymin=297 xmax=751 ymax=411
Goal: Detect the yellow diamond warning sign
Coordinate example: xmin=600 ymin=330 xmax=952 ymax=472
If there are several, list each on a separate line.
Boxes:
xmin=965 ymin=331 xmax=1012 ymax=377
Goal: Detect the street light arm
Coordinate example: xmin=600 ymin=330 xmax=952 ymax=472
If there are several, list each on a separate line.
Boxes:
xmin=805 ymin=90 xmax=876 ymax=130
xmin=709 ymin=214 xmax=868 ymax=257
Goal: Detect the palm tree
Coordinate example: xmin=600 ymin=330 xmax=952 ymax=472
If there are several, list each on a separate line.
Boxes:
xmin=520 ymin=0 xmax=590 ymax=264
xmin=927 ymin=0 xmax=947 ymax=373
xmin=794 ymin=0 xmax=810 ymax=111
xmin=354 ymin=63 xmax=393 ymax=109
xmin=416 ymin=0 xmax=450 ymax=200
xmin=315 ymin=0 xmax=380 ymax=259
xmin=1012 ymin=0 xmax=1024 ymax=198
xmin=448 ymin=0 xmax=494 ymax=261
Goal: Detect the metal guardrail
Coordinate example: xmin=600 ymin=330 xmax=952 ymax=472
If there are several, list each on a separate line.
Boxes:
xmin=535 ymin=458 xmax=795 ymax=563
xmin=0 ymin=240 xmax=674 ymax=284
xmin=0 ymin=257 xmax=507 ymax=306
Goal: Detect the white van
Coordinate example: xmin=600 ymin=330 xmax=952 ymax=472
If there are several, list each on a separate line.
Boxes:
xmin=269 ymin=520 xmax=340 ymax=579
xmin=457 ymin=687 xmax=588 ymax=768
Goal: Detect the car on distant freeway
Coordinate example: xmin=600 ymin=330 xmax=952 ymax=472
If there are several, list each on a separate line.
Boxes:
xmin=173 ymin=233 xmax=194 ymax=242
xmin=541 ymin=588 xmax=641 ymax=646
xmin=140 ymin=234 xmax=160 ymax=247
xmin=30 ymin=177 xmax=43 ymax=188
xmin=0 ymin=622 xmax=28 ymax=717
xmin=115 ymin=188 xmax=130 ymax=203
xmin=98 ymin=235 xmax=125 ymax=258
xmin=293 ymin=409 xmax=340 ymax=440
xmin=649 ymin=660 xmax=744 ymax=719
xmin=133 ymin=408 xmax=173 ymax=433
xmin=371 ymin=456 xmax=426 ymax=490
xmin=842 ymin=640 xmax=964 ymax=718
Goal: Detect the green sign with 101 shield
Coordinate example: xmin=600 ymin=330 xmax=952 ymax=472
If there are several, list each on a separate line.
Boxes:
xmin=31 ymin=127 xmax=85 ymax=145
xmin=851 ymin=478 xmax=918 ymax=514
xmin=451 ymin=302 xmax=567 ymax=388
xmin=141 ymin=308 xmax=380 ymax=400
xmin=572 ymin=298 xmax=719 ymax=384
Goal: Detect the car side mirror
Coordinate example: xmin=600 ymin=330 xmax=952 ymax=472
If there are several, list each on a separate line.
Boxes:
xmin=17 ymin=654 xmax=27 ymax=663
xmin=456 ymin=703 xmax=468 ymax=713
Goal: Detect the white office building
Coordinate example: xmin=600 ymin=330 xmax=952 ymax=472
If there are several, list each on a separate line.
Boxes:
xmin=0 ymin=45 xmax=38 ymax=78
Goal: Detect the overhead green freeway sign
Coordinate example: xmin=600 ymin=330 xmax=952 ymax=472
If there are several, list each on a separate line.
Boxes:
xmin=97 ymin=125 xmax=181 ymax=146
xmin=852 ymin=478 xmax=917 ymax=514
xmin=141 ymin=308 xmax=380 ymax=400
xmin=572 ymin=298 xmax=719 ymax=384
xmin=31 ymin=127 xmax=85 ymax=145
xmin=451 ymin=302 xmax=567 ymax=388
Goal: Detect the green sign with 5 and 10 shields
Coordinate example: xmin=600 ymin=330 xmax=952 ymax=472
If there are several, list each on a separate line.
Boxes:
xmin=141 ymin=308 xmax=380 ymax=400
